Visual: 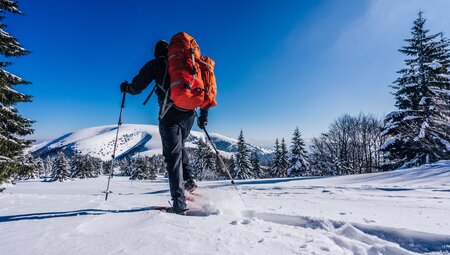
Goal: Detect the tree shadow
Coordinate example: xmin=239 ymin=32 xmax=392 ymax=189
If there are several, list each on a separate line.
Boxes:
xmin=0 ymin=206 xmax=161 ymax=223
xmin=144 ymin=189 xmax=170 ymax=195
xmin=235 ymin=176 xmax=329 ymax=186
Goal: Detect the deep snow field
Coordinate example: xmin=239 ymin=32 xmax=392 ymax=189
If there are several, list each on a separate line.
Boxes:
xmin=1 ymin=161 xmax=449 ymax=255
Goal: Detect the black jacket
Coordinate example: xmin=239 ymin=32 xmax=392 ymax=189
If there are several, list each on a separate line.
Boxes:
xmin=128 ymin=57 xmax=170 ymax=106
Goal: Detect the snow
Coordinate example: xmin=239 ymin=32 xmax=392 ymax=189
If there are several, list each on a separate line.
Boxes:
xmin=418 ymin=121 xmax=429 ymax=140
xmin=32 ymin=124 xmax=273 ymax=161
xmin=1 ymin=161 xmax=449 ymax=254
xmin=380 ymin=137 xmax=399 ymax=150
xmin=426 ymin=60 xmax=443 ymax=70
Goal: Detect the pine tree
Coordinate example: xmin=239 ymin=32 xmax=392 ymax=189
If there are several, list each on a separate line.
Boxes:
xmin=154 ymin=155 xmax=166 ymax=175
xmin=270 ymin=139 xmax=281 ymax=178
xmin=147 ymin=156 xmax=157 ymax=180
xmin=34 ymin=156 xmax=45 ymax=178
xmin=119 ymin=156 xmax=133 ymax=176
xmin=250 ymin=150 xmax=263 ymax=178
xmin=71 ymin=154 xmax=98 ymax=179
xmin=193 ymin=138 xmax=217 ymax=180
xmin=14 ymin=153 xmax=39 ymax=180
xmin=43 ymin=156 xmax=53 ymax=178
xmin=50 ymin=152 xmax=71 ymax=182
xmin=381 ymin=12 xmax=450 ymax=169
xmin=270 ymin=138 xmax=289 ymax=178
xmin=130 ymin=157 xmax=156 ymax=180
xmin=280 ymin=138 xmax=289 ymax=177
xmin=0 ymin=0 xmax=33 ymax=183
xmin=288 ymin=127 xmax=310 ymax=176
xmin=233 ymin=130 xmax=253 ymax=179
xmin=427 ymin=33 xmax=450 ymax=157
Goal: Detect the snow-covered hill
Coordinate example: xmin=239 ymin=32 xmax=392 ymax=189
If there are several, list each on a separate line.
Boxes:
xmin=1 ymin=161 xmax=449 ymax=254
xmin=31 ymin=124 xmax=273 ymax=161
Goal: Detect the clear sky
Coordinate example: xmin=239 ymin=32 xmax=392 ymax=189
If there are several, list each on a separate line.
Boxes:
xmin=6 ymin=0 xmax=450 ymax=147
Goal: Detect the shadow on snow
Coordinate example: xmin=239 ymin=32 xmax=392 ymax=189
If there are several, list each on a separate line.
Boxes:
xmin=0 ymin=206 xmax=162 ymax=223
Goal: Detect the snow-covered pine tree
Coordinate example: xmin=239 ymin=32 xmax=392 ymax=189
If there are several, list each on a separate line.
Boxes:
xmin=280 ymin=138 xmax=289 ymax=177
xmin=71 ymin=154 xmax=98 ymax=179
xmin=154 ymin=155 xmax=166 ymax=175
xmin=271 ymin=138 xmax=289 ymax=178
xmin=381 ymin=12 xmax=450 ymax=169
xmin=288 ymin=127 xmax=310 ymax=176
xmin=427 ymin=33 xmax=450 ymax=156
xmin=250 ymin=150 xmax=263 ymax=179
xmin=34 ymin=156 xmax=45 ymax=178
xmin=119 ymin=156 xmax=133 ymax=176
xmin=270 ymin=138 xmax=281 ymax=178
xmin=147 ymin=156 xmax=157 ymax=180
xmin=233 ymin=130 xmax=253 ymax=179
xmin=130 ymin=157 xmax=154 ymax=180
xmin=0 ymin=0 xmax=34 ymax=183
xmin=14 ymin=153 xmax=38 ymax=180
xmin=43 ymin=156 xmax=53 ymax=178
xmin=50 ymin=152 xmax=71 ymax=182
xmin=193 ymin=138 xmax=217 ymax=180
xmin=102 ymin=160 xmax=112 ymax=175
xmin=91 ymin=156 xmax=103 ymax=176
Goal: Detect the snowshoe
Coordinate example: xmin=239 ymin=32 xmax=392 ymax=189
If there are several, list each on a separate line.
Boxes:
xmin=165 ymin=206 xmax=189 ymax=215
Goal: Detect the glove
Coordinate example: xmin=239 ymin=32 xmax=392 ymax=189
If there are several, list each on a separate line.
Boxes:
xmin=120 ymin=81 xmax=130 ymax=93
xmin=197 ymin=108 xmax=209 ymax=129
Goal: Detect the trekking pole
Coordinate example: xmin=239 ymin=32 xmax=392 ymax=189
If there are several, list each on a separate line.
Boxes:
xmin=194 ymin=111 xmax=248 ymax=207
xmin=104 ymin=92 xmax=126 ymax=201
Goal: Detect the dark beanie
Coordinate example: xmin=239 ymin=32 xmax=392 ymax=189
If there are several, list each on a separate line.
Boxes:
xmin=154 ymin=40 xmax=168 ymax=58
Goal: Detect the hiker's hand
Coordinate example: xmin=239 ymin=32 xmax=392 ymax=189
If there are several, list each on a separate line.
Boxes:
xmin=120 ymin=81 xmax=130 ymax=93
xmin=198 ymin=109 xmax=208 ymax=129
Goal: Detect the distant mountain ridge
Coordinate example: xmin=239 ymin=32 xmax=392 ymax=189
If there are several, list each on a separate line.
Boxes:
xmin=32 ymin=124 xmax=273 ymax=161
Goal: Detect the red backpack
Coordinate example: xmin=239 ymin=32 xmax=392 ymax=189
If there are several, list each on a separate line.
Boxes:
xmin=167 ymin=32 xmax=217 ymax=110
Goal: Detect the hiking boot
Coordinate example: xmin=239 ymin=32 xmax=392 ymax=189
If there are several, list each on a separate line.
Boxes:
xmin=184 ymin=179 xmax=198 ymax=193
xmin=166 ymin=206 xmax=189 ymax=215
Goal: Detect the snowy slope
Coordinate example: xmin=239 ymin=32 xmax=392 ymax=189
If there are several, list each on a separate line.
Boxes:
xmin=1 ymin=161 xmax=449 ymax=254
xmin=31 ymin=124 xmax=272 ymax=161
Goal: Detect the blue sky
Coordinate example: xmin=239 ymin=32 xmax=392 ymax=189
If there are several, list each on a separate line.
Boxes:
xmin=6 ymin=0 xmax=450 ymax=147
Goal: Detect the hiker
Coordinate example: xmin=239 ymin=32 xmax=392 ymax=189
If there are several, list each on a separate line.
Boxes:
xmin=120 ymin=39 xmax=209 ymax=214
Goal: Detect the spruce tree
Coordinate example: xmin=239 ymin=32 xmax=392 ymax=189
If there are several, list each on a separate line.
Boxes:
xmin=288 ymin=127 xmax=310 ymax=176
xmin=154 ymin=155 xmax=166 ymax=175
xmin=44 ymin=156 xmax=53 ymax=178
xmin=50 ymin=152 xmax=71 ymax=182
xmin=71 ymin=154 xmax=98 ymax=179
xmin=130 ymin=157 xmax=156 ymax=180
xmin=233 ymin=130 xmax=253 ymax=179
xmin=270 ymin=139 xmax=281 ymax=178
xmin=0 ymin=0 xmax=33 ymax=183
xmin=271 ymin=138 xmax=289 ymax=178
xmin=381 ymin=12 xmax=450 ymax=169
xmin=147 ymin=156 xmax=157 ymax=180
xmin=193 ymin=138 xmax=217 ymax=180
xmin=250 ymin=150 xmax=263 ymax=178
xmin=14 ymin=153 xmax=38 ymax=180
xmin=119 ymin=156 xmax=133 ymax=176
xmin=34 ymin=156 xmax=45 ymax=178
xmin=279 ymin=138 xmax=289 ymax=177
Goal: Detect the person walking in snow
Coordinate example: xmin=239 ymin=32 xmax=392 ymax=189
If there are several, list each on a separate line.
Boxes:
xmin=120 ymin=40 xmax=208 ymax=214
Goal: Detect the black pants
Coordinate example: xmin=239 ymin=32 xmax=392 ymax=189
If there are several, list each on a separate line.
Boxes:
xmin=159 ymin=107 xmax=195 ymax=209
